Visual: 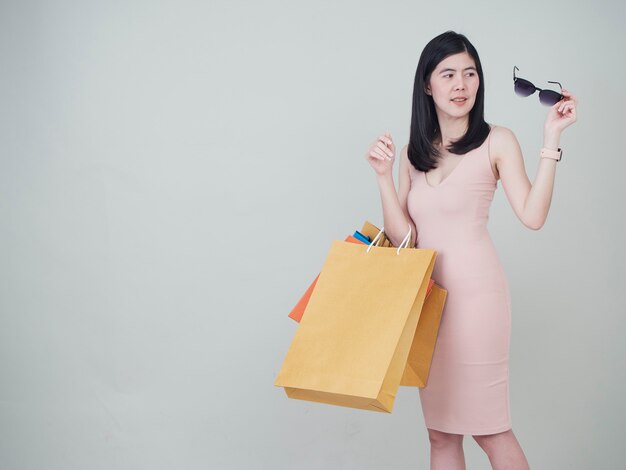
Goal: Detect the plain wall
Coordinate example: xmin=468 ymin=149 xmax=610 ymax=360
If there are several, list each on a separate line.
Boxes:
xmin=1 ymin=0 xmax=624 ymax=469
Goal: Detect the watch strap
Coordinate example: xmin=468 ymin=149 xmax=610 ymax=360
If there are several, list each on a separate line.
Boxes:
xmin=540 ymin=147 xmax=562 ymax=161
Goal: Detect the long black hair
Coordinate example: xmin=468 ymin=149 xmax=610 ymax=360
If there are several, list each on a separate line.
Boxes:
xmin=408 ymin=31 xmax=491 ymax=172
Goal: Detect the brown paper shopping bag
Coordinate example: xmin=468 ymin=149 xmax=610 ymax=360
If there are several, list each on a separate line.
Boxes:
xmin=288 ymin=235 xmax=365 ymax=323
xmin=275 ymin=227 xmax=437 ymax=413
xmin=288 ymin=224 xmax=434 ymax=323
xmin=356 ymin=222 xmax=447 ymax=388
xmin=400 ymin=283 xmax=446 ymax=387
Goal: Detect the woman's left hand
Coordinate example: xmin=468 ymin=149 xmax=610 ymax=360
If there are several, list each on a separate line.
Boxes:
xmin=544 ymin=89 xmax=577 ymax=135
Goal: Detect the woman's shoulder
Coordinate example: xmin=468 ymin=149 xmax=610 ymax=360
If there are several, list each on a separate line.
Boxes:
xmin=400 ymin=143 xmax=410 ymax=162
xmin=399 ymin=143 xmax=419 ymax=174
xmin=489 ymin=123 xmax=519 ymax=146
xmin=488 ymin=124 xmax=521 ymax=163
xmin=489 ymin=124 xmax=518 ymax=142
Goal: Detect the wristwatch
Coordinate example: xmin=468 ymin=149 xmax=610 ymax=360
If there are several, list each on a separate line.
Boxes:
xmin=540 ymin=147 xmax=562 ymax=161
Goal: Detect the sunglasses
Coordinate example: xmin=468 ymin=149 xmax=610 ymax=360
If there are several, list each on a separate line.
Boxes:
xmin=513 ymin=66 xmax=564 ymax=106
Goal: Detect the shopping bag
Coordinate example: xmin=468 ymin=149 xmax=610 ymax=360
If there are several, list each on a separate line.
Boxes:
xmin=289 ymin=233 xmax=435 ymax=323
xmin=288 ymin=221 xmax=402 ymax=323
xmin=400 ymin=282 xmax=446 ymax=387
xmin=288 ymin=235 xmax=365 ymax=323
xmin=356 ymin=222 xmax=447 ymax=388
xmin=358 ymin=220 xmax=395 ymax=248
xmin=275 ymin=226 xmax=436 ymax=412
xmin=286 ymin=221 xmax=446 ymax=388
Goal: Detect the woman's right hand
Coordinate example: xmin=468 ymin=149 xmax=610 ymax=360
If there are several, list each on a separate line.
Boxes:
xmin=365 ymin=132 xmax=396 ymax=176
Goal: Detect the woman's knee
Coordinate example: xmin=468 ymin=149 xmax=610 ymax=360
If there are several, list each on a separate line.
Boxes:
xmin=427 ymin=428 xmax=464 ymax=449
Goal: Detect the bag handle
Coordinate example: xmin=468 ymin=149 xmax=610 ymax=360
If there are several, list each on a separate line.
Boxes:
xmin=366 ymin=224 xmax=412 ymax=255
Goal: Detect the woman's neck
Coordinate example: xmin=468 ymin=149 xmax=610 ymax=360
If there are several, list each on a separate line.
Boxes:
xmin=435 ymin=114 xmax=469 ymax=148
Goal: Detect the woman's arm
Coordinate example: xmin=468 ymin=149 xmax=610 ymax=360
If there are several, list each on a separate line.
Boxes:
xmin=366 ymin=133 xmax=416 ymax=247
xmin=493 ymin=90 xmax=578 ymax=230
xmin=377 ymin=144 xmax=417 ymax=247
xmin=492 ymin=127 xmax=557 ymax=230
xmin=396 ymin=145 xmax=417 ymax=247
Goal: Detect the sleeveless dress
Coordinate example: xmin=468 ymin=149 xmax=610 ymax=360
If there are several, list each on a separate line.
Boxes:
xmin=407 ymin=125 xmax=513 ymax=436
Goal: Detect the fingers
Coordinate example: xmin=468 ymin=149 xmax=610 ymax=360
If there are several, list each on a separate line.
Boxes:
xmin=561 ymin=89 xmax=575 ymax=98
xmin=559 ymin=90 xmax=577 ymax=120
xmin=368 ymin=151 xmax=390 ymax=161
xmin=366 ymin=132 xmax=396 ymax=162
xmin=371 ymin=143 xmax=393 ymax=161
xmin=377 ymin=140 xmax=393 ymax=157
xmin=560 ymin=89 xmax=577 ymax=104
xmin=563 ymin=105 xmax=576 ymax=119
xmin=379 ymin=133 xmax=394 ymax=147
xmin=558 ymin=100 xmax=576 ymax=115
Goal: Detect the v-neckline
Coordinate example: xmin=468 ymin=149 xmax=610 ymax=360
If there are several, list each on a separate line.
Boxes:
xmin=422 ymin=125 xmax=494 ymax=189
xmin=423 ymin=153 xmax=469 ymax=189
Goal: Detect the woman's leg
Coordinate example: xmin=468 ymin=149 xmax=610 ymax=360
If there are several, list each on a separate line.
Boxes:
xmin=472 ymin=429 xmax=530 ymax=470
xmin=427 ymin=428 xmax=466 ymax=470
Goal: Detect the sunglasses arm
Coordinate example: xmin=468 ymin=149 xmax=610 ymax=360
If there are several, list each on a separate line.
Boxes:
xmin=547 ymin=80 xmax=563 ymax=100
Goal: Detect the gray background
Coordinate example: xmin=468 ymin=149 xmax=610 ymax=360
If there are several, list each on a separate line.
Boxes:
xmin=1 ymin=0 xmax=624 ymax=469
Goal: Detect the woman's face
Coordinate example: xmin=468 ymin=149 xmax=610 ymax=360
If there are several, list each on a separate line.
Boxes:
xmin=425 ymin=51 xmax=480 ymax=119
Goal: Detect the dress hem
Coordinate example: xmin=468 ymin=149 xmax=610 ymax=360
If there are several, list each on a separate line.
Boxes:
xmin=424 ymin=422 xmax=512 ymax=436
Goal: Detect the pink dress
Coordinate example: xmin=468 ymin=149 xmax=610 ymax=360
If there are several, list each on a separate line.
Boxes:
xmin=407 ymin=125 xmax=513 ymax=436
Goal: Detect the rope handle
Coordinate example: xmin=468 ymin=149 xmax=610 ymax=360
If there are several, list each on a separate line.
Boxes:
xmin=366 ymin=224 xmax=412 ymax=255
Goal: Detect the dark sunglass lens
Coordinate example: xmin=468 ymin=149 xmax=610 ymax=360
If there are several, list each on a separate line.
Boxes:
xmin=514 ymin=78 xmax=536 ymax=97
xmin=539 ymin=90 xmax=562 ymax=106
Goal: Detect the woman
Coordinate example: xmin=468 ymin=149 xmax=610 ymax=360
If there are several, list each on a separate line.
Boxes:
xmin=365 ymin=31 xmax=577 ymax=469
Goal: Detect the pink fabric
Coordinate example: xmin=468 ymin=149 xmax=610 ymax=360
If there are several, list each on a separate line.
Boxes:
xmin=407 ymin=125 xmax=513 ymax=436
